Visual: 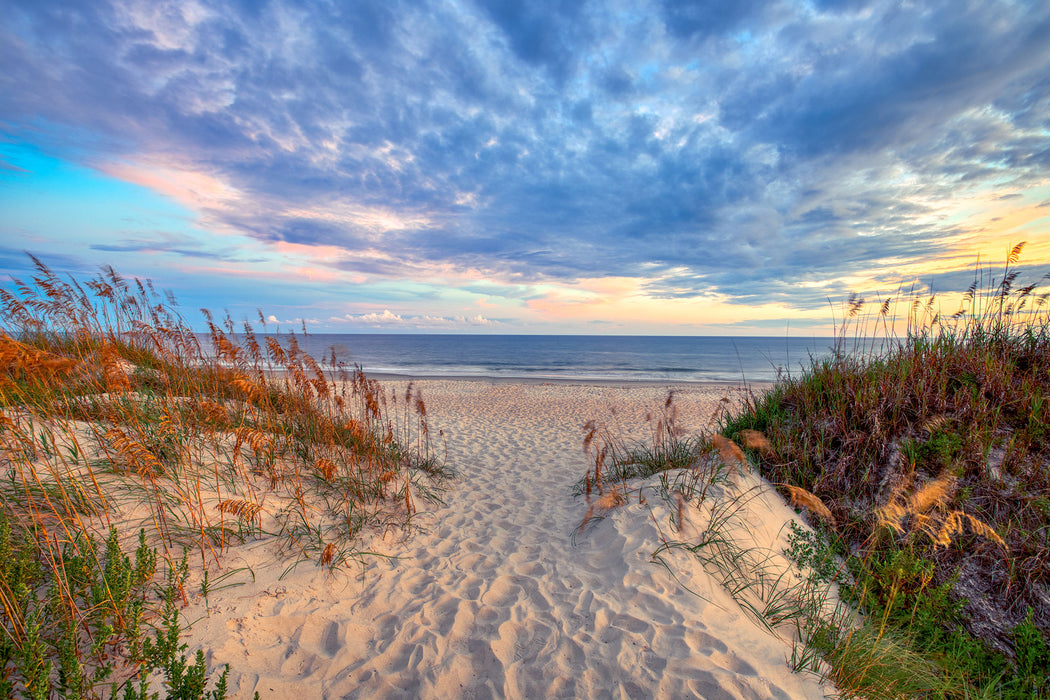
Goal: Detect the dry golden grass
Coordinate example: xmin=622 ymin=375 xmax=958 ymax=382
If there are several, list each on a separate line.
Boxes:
xmin=937 ymin=511 xmax=1008 ymax=552
xmin=874 ymin=482 xmax=910 ymax=536
xmin=0 ymin=260 xmax=448 ymax=577
xmin=783 ymin=484 xmax=836 ymax=526
xmin=738 ymin=428 xmax=774 ymax=456
xmin=710 ymin=434 xmax=746 ymax=471
xmin=580 ymin=486 xmax=627 ymax=530
xmin=103 ymin=427 xmax=165 ymax=478
xmin=906 ymin=473 xmax=956 ymax=515
xmin=216 ymin=498 xmax=264 ymax=526
xmin=873 ymin=472 xmax=1007 ymax=555
xmin=320 ymin=541 xmax=338 ymax=567
xmin=921 ymin=414 xmax=952 ymax=436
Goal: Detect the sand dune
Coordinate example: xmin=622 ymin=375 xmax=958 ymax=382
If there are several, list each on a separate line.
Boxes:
xmin=181 ymin=380 xmax=834 ymax=699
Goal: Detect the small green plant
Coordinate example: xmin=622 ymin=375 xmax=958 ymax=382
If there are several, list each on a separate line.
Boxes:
xmin=784 ymin=520 xmax=846 ymax=587
xmin=1004 ymin=608 xmax=1050 ymax=698
xmin=0 ymin=512 xmax=228 ymax=698
xmin=128 ymin=572 xmax=229 ymax=700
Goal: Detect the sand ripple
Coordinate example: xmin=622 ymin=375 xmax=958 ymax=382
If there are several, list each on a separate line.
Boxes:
xmin=183 ymin=381 xmax=831 ymax=699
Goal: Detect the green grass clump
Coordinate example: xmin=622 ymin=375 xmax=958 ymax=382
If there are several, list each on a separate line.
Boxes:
xmin=0 ymin=511 xmax=228 ymax=698
xmin=721 ymin=244 xmax=1050 ymax=698
xmin=1 ymin=255 xmax=449 ymax=694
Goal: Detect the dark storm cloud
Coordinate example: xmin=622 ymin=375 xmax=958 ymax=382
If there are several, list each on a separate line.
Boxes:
xmin=2 ymin=0 xmax=1048 ymax=309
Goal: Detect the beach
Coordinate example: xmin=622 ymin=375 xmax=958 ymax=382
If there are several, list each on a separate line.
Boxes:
xmin=179 ymin=378 xmax=834 ymax=699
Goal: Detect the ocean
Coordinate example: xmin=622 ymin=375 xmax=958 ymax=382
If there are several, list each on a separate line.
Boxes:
xmin=264 ymin=334 xmax=868 ymax=383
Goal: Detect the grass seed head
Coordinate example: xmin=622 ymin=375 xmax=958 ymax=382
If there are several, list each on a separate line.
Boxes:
xmin=314 ymin=458 xmax=337 ymax=481
xmin=320 ymin=542 xmax=337 ymax=567
xmin=217 ymin=499 xmax=263 ymax=525
xmin=710 ymin=434 xmax=747 ymax=470
xmin=738 ymin=429 xmax=774 ymax=456
xmin=875 ymin=492 xmax=908 ymax=536
xmin=933 ymin=511 xmax=963 ymax=548
xmin=921 ymin=415 xmax=952 ymax=435
xmin=961 ymin=512 xmax=1008 ymax=552
xmin=579 ymin=485 xmax=626 ymax=531
xmin=907 ymin=473 xmax=956 ymax=515
xmin=784 ymin=484 xmax=836 ymax=525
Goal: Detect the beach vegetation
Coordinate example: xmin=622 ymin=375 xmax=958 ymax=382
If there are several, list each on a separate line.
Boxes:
xmin=724 ymin=245 xmax=1050 ymax=698
xmin=0 ymin=256 xmax=448 ymax=696
xmin=578 ymin=245 xmax=1050 ymax=698
xmin=574 ymin=391 xmax=735 ymax=535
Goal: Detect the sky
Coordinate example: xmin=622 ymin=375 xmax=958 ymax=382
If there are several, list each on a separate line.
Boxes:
xmin=1 ymin=0 xmax=1049 ymax=335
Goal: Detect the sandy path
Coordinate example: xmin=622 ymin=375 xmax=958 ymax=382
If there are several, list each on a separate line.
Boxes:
xmin=184 ymin=380 xmax=831 ymax=699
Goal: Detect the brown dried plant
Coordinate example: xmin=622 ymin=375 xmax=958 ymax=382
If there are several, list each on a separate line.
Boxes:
xmin=580 ymin=486 xmax=627 ymax=531
xmin=738 ymin=428 xmax=774 ymax=456
xmin=873 ymin=474 xmax=1006 ymax=552
xmin=314 ymin=457 xmax=337 ymax=481
xmin=710 ymin=434 xmax=747 ymax=473
xmin=104 ymin=428 xmax=164 ymax=479
xmin=0 ymin=256 xmax=447 ymax=584
xmin=217 ymin=498 xmax=263 ymax=526
xmin=783 ymin=484 xmax=836 ymax=526
xmin=906 ymin=473 xmax=956 ymax=515
xmin=320 ymin=541 xmax=337 ymax=567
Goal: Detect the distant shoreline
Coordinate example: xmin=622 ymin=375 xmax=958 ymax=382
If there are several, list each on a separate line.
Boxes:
xmin=362 ymin=370 xmax=776 ymax=390
xmin=260 ymin=366 xmax=776 ymax=390
xmin=229 ymin=334 xmax=838 ymax=384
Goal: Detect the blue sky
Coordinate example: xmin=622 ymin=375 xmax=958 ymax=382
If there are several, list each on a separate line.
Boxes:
xmin=1 ymin=0 xmax=1048 ymax=334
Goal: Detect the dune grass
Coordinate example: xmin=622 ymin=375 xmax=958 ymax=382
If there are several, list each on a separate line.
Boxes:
xmin=578 ymin=246 xmax=1050 ymax=698
xmin=721 ymin=246 xmax=1050 ymax=698
xmin=0 ymin=257 xmax=448 ymax=697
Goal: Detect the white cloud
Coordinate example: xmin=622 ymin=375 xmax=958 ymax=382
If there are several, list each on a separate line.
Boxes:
xmin=335 ymin=310 xmax=500 ymax=329
xmin=357 ymin=309 xmax=403 ymax=324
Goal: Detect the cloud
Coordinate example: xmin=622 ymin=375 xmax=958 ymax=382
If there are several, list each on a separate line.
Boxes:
xmin=357 ymin=309 xmax=403 ymax=324
xmin=89 ymin=234 xmax=232 ymax=260
xmin=334 ymin=309 xmax=500 ymax=329
xmin=1 ymin=0 xmax=1048 ymax=323
xmin=659 ymin=0 xmax=774 ymax=39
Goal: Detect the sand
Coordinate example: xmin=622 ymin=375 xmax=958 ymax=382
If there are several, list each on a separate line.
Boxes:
xmin=179 ymin=379 xmax=835 ymax=699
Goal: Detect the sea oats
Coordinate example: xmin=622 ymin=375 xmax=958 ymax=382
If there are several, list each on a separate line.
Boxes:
xmin=875 ymin=483 xmax=909 ymax=535
xmin=933 ymin=511 xmax=964 ymax=548
xmin=105 ymin=427 xmax=163 ymax=478
xmin=320 ymin=542 xmax=337 ymax=567
xmin=314 ymin=458 xmax=336 ymax=481
xmin=710 ymin=434 xmax=747 ymax=469
xmin=784 ymin=484 xmax=836 ymax=525
xmin=960 ymin=512 xmax=1008 ymax=552
xmin=217 ymin=498 xmax=263 ymax=525
xmin=233 ymin=426 xmax=273 ymax=457
xmin=921 ymin=415 xmax=951 ymax=435
xmin=580 ymin=486 xmax=626 ymax=530
xmin=738 ymin=429 xmax=774 ymax=456
xmin=907 ymin=473 xmax=956 ymax=514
